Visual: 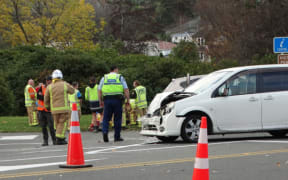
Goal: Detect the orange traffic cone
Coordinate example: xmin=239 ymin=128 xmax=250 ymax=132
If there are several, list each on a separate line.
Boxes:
xmin=59 ymin=103 xmax=93 ymax=168
xmin=192 ymin=116 xmax=209 ymax=180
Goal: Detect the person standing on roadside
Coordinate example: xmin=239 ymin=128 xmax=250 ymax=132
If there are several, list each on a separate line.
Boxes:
xmin=98 ymin=65 xmax=130 ymax=142
xmin=37 ymin=76 xmax=56 ymax=146
xmin=132 ymin=80 xmax=148 ymax=118
xmin=68 ymin=81 xmax=82 ymax=130
xmin=44 ymin=69 xmax=74 ymax=145
xmin=85 ymin=77 xmax=103 ymax=132
xmin=24 ymin=79 xmax=39 ymax=126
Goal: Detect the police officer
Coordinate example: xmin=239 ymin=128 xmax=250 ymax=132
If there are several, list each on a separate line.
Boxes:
xmin=98 ymin=66 xmax=130 ymax=142
xmin=44 ymin=69 xmax=74 ymax=145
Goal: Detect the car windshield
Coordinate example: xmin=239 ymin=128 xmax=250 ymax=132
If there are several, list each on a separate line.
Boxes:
xmin=185 ymin=71 xmax=231 ymax=94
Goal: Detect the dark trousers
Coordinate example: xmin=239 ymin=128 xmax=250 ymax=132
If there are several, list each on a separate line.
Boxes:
xmin=38 ymin=111 xmax=56 ymax=142
xmin=102 ymin=98 xmax=122 ymax=139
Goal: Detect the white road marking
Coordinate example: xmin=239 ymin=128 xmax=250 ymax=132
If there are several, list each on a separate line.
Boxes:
xmin=85 ymin=141 xmax=240 ymax=155
xmin=86 ymin=143 xmax=145 ymax=155
xmin=96 ymin=141 xmax=243 ymax=154
xmin=0 ymin=155 xmax=67 ymax=163
xmin=247 ymin=140 xmax=288 ymax=144
xmin=21 ymin=146 xmax=120 ymax=154
xmin=0 ymin=158 xmax=105 ymax=172
xmin=0 ymin=143 xmax=40 ymax=146
xmin=0 ymin=146 xmax=53 ymax=153
xmin=21 ymin=149 xmax=67 ymax=154
xmin=0 ymin=135 xmax=38 ymax=140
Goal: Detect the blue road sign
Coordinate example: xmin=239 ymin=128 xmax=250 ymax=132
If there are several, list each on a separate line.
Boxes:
xmin=274 ymin=37 xmax=288 ymax=53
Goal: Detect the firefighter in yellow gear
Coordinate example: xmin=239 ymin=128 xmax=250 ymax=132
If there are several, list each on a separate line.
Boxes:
xmin=130 ymin=80 xmax=147 ymax=127
xmin=24 ymin=79 xmax=39 ymax=126
xmin=133 ymin=80 xmax=147 ymax=117
xmin=44 ymin=69 xmax=74 ymax=145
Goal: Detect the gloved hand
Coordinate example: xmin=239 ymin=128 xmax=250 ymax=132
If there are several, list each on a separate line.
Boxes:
xmin=35 ymin=101 xmax=38 ymax=107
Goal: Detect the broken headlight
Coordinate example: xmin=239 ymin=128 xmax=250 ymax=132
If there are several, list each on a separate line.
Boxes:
xmin=161 ymin=102 xmax=175 ymax=116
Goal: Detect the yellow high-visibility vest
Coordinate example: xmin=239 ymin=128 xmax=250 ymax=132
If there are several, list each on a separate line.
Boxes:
xmin=102 ymin=74 xmax=124 ymax=96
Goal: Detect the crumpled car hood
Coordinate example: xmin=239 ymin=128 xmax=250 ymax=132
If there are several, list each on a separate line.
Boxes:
xmin=147 ymin=92 xmax=174 ymax=115
xmin=147 ymin=91 xmax=194 ymax=116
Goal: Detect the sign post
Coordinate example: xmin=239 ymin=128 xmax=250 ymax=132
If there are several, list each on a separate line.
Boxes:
xmin=274 ymin=37 xmax=288 ymax=64
xmin=278 ymin=54 xmax=288 ymax=64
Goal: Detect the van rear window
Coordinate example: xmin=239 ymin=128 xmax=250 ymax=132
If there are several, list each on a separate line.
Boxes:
xmin=261 ymin=70 xmax=288 ymax=92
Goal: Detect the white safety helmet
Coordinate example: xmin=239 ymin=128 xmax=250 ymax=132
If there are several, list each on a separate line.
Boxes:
xmin=52 ymin=69 xmax=63 ymax=79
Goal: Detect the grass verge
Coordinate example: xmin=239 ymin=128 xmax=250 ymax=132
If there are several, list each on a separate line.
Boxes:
xmin=0 ymin=115 xmax=140 ymax=132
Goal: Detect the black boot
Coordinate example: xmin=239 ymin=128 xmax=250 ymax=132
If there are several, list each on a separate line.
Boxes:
xmin=103 ymin=133 xmax=109 ymax=142
xmin=42 ymin=139 xmax=48 ymax=146
xmin=114 ymin=137 xmax=124 ymax=142
xmin=56 ymin=138 xmax=67 ymax=145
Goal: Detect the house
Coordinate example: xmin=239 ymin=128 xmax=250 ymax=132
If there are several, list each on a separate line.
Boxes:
xmin=166 ymin=17 xmax=211 ymax=62
xmin=144 ymin=41 xmax=177 ymax=57
xmin=171 ymin=32 xmax=193 ymax=43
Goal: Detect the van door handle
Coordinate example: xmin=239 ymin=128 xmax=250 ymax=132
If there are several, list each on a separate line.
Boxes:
xmin=249 ymin=97 xmax=258 ymax=102
xmin=263 ymin=95 xmax=273 ymax=100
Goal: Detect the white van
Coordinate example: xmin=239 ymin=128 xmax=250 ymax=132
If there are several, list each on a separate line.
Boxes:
xmin=140 ymin=65 xmax=288 ymax=142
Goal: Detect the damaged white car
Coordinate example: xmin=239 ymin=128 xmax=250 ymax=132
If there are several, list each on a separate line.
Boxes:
xmin=141 ymin=65 xmax=288 ymax=142
xmin=140 ymin=75 xmax=204 ymax=142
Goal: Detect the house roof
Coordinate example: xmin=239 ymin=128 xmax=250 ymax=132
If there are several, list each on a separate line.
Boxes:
xmin=165 ymin=16 xmax=200 ymax=35
xmin=157 ymin=41 xmax=176 ymax=51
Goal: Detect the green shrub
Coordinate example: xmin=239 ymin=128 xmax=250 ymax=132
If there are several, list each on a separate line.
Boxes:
xmin=0 ymin=75 xmax=14 ymax=115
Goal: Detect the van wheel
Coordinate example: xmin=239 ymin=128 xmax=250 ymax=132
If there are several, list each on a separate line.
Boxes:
xmin=181 ymin=114 xmax=201 ymax=143
xmin=156 ymin=136 xmax=178 ymax=142
xmin=269 ymin=130 xmax=288 ymax=137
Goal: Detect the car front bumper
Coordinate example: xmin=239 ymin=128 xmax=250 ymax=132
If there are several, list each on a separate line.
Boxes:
xmin=140 ymin=115 xmax=180 ymax=137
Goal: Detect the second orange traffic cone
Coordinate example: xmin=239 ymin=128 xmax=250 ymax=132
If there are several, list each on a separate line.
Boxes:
xmin=192 ymin=116 xmax=209 ymax=180
xmin=59 ymin=103 xmax=92 ymax=168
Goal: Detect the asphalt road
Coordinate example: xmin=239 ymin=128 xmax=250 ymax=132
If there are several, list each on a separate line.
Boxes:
xmin=0 ymin=131 xmax=288 ymax=180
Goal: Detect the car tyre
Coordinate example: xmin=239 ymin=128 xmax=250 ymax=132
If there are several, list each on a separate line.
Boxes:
xmin=181 ymin=114 xmax=201 ymax=143
xmin=269 ymin=130 xmax=288 ymax=138
xmin=156 ymin=136 xmax=179 ymax=143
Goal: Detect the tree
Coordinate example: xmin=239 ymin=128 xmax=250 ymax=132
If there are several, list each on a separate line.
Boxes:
xmin=155 ymin=0 xmax=195 ymax=26
xmin=108 ymin=0 xmax=162 ymax=40
xmin=195 ymin=0 xmax=288 ymax=63
xmin=0 ymin=0 xmax=105 ymax=49
xmin=171 ymin=41 xmax=199 ymax=62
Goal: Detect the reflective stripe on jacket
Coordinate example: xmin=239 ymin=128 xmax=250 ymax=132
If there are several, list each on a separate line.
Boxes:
xmin=24 ymin=85 xmax=36 ymax=107
xmin=102 ymin=73 xmax=124 ymax=96
xmin=135 ymin=85 xmax=147 ymax=109
xmin=44 ymin=79 xmax=74 ymax=114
